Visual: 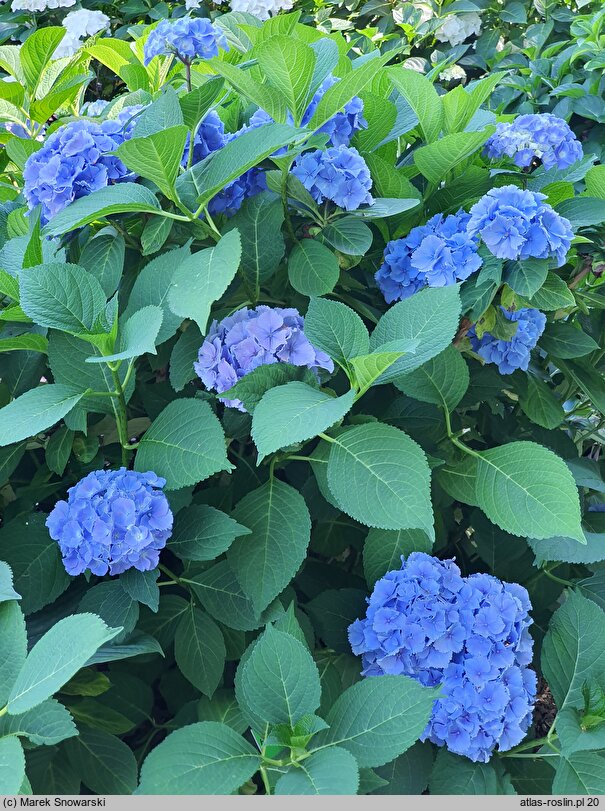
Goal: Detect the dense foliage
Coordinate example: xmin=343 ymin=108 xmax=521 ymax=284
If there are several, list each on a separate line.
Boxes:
xmin=1 ymin=0 xmax=605 ymax=797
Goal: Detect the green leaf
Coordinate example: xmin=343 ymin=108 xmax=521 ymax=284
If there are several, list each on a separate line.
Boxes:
xmin=312 ymin=675 xmax=438 ymax=768
xmin=86 ymin=306 xmax=163 ymax=364
xmin=556 ymin=197 xmax=605 ymax=228
xmin=0 ymin=442 xmax=26 ymax=485
xmin=0 ymin=514 xmax=70 ymax=615
xmin=0 ymin=600 xmax=27 ymax=707
xmin=363 ymin=528 xmax=432 ymax=587
xmin=252 ymin=382 xmax=355 ymax=462
xmin=350 ymin=350 xmax=409 ymax=396
xmin=429 ymin=750 xmax=513 ymax=795
xmin=120 ymin=569 xmax=160 ymax=613
xmin=540 ymin=323 xmax=598 ymax=359
xmin=116 ymin=126 xmax=189 ymax=202
xmin=236 ymin=626 xmax=320 ymax=726
xmin=394 ymin=345 xmax=469 ymax=412
xmin=322 ymin=216 xmax=372 ymax=255
xmin=169 ymin=505 xmax=251 ymax=562
xmin=221 ymin=362 xmax=318 ymax=414
xmin=78 ymin=230 xmax=125 ymax=299
xmin=387 ymin=67 xmax=443 ymax=143
xmin=475 ymin=441 xmax=584 ymax=542
xmin=528 ymin=513 xmax=605 ymax=566
xmin=169 ymin=323 xmax=202 ymax=392
xmin=275 ymin=747 xmax=360 ymax=795
xmin=226 ymin=193 xmax=285 ymax=292
xmin=175 ymin=604 xmax=225 ymax=698
xmin=0 ymin=561 xmax=20 ymax=602
xmin=553 ymin=358 xmax=605 ymax=416
xmin=542 ymin=591 xmax=605 ymax=715
xmin=257 ymin=36 xmax=315 ymax=121
xmin=369 ymin=286 xmax=462 ymax=383
xmin=435 ymin=456 xmax=479 ymax=507
xmin=0 ymin=736 xmax=25 ymax=795
xmin=78 ymin=582 xmax=138 ymax=644
xmin=0 ymin=333 xmax=48 ymax=354
xmin=19 ymin=262 xmax=107 ymax=334
xmin=42 ymin=184 xmax=161 ymax=237
xmin=209 ymin=60 xmax=287 ymax=123
xmin=188 ymin=561 xmax=272 ymax=632
xmin=519 ymin=375 xmax=565 ymax=429
xmin=288 ymin=239 xmax=339 ymax=296
xmin=0 ymin=698 xmax=76 ymax=745
xmin=553 ymin=752 xmax=605 ymax=794
xmin=414 ymin=128 xmax=494 ymax=183
xmin=65 ymin=728 xmax=137 ymax=795
xmin=20 ymin=27 xmax=65 ymax=93
xmin=326 ymin=423 xmax=434 ymax=536
xmin=528 ymin=273 xmax=575 ymax=310
xmin=168 ymin=230 xmax=242 ymax=335
xmin=304 ymin=297 xmax=369 ymax=368
xmin=350 ymin=198 xmax=420 ymax=220
xmin=197 ymin=689 xmax=247 ymax=735
xmin=503 ymin=258 xmax=550 ymax=299
xmin=8 ymin=614 xmax=120 ymax=714
xmin=176 ymin=123 xmax=300 ymax=210
xmin=373 ymin=741 xmax=434 ymax=795
xmin=179 ymin=78 xmax=224 ymax=129
xmin=0 ymin=384 xmax=85 ymax=447
xmin=228 ymin=479 xmax=311 ymax=613
xmin=134 ymin=399 xmax=232 ymax=490
xmin=137 ymin=721 xmax=261 ymax=794
xmin=132 ymin=88 xmax=182 ymax=137
xmin=141 ymin=215 xmax=173 ymax=256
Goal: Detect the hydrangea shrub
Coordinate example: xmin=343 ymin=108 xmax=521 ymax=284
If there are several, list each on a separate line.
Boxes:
xmin=0 ymin=2 xmax=604 ymax=799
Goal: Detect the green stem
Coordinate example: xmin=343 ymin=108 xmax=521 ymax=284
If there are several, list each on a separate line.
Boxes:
xmin=543 ymin=569 xmax=574 ymax=588
xmin=158 ymin=579 xmax=177 ymax=587
xmin=0 ymin=705 xmax=7 ymax=718
xmin=259 ymin=766 xmax=271 ymax=796
xmin=281 ymin=167 xmax=298 ymax=245
xmin=159 ymin=563 xmax=182 ymax=583
xmin=501 ymin=735 xmax=556 ymax=757
xmin=318 ymin=432 xmax=336 ymax=444
xmin=109 ymin=366 xmax=130 ymax=467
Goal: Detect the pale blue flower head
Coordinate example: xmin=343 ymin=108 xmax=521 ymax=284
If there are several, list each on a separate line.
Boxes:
xmin=144 ymin=16 xmax=228 ymax=65
xmin=485 ymin=113 xmax=583 ymax=171
xmin=291 ymin=145 xmax=373 ymax=211
xmin=469 ymin=307 xmax=546 ymax=375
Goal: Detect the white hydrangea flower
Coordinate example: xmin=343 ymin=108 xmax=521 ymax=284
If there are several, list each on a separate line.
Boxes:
xmin=439 ymin=64 xmax=467 ymax=83
xmin=435 ymin=12 xmax=481 ymax=47
xmin=54 ymin=9 xmax=110 ymax=58
xmin=229 ymin=0 xmax=294 ymax=22
xmin=12 ymin=0 xmax=75 ymax=10
xmin=185 ymin=0 xmax=202 ymax=8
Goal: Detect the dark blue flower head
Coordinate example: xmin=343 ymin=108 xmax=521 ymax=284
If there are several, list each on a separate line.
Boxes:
xmin=375 ymin=210 xmax=482 ymax=303
xmin=144 ymin=16 xmax=229 ymax=65
xmin=469 ymin=306 xmax=546 ymax=375
xmin=194 ymin=305 xmax=334 ymax=411
xmin=348 ymin=553 xmax=536 ymax=762
xmin=186 ymin=109 xmax=226 ymax=164
xmin=467 ymin=185 xmax=573 ymax=266
xmin=23 ymin=108 xmax=142 ymax=224
xmin=485 ymin=113 xmax=583 ymax=171
xmin=291 ymin=145 xmax=373 ymax=211
xmin=46 ymin=468 xmax=173 ymax=577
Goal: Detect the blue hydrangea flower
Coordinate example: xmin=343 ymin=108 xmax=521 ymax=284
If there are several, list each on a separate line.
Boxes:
xmin=83 ymin=99 xmax=110 ymax=117
xmin=194 ymin=305 xmax=334 ymax=411
xmin=485 ymin=113 xmax=583 ymax=171
xmin=348 ymin=553 xmax=536 ymax=763
xmin=467 ymin=185 xmax=573 ymax=266
xmin=375 ymin=210 xmax=482 ymax=303
xmin=469 ymin=307 xmax=546 ymax=375
xmin=144 ymin=16 xmax=228 ymax=65
xmin=23 ymin=108 xmax=142 ymax=224
xmin=46 ymin=468 xmax=173 ymax=577
xmin=248 ymin=75 xmax=367 ymax=148
xmin=187 ymin=109 xmax=225 ymax=164
xmin=291 ymin=145 xmax=373 ymax=211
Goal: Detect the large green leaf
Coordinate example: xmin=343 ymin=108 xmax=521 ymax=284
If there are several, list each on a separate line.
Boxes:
xmin=0 ymin=561 xmax=19 ymax=603
xmin=0 ymin=384 xmax=84 ymax=447
xmin=519 ymin=375 xmax=564 ymax=430
xmin=0 ymin=736 xmax=25 ymax=794
xmin=174 ymin=603 xmax=225 ymax=698
xmin=0 ymin=600 xmax=26 ymax=707
xmin=363 ymin=528 xmax=432 ymax=587
xmin=429 ymin=750 xmax=513 ymax=795
xmin=304 ymin=297 xmax=369 ymax=368
xmin=8 ymin=613 xmax=120 ymax=714
xmin=475 ymin=441 xmax=584 ymax=542
xmin=326 ymin=423 xmax=434 ymax=537
xmin=220 ymin=362 xmax=318 ymax=414
xmin=236 ymin=627 xmax=320 ymax=727
xmin=312 ymin=675 xmax=438 ymax=768
xmin=227 ymin=193 xmax=285 ymax=293
xmin=209 ymin=59 xmax=287 ymax=123
xmin=553 ymin=753 xmax=605 ymax=794
xmin=137 ymin=721 xmax=261 ymax=794
xmin=86 ymin=306 xmax=163 ymax=364
xmin=369 ymin=285 xmax=461 ymax=382
xmin=288 ymin=239 xmax=339 ymax=297
xmin=414 ymin=128 xmax=494 ymax=183
xmin=275 ymin=747 xmax=360 ymax=795
xmin=169 ymin=505 xmax=251 ymax=562
xmin=168 ymin=229 xmax=242 ymax=335
xmin=394 ymin=345 xmax=469 ymax=412
xmin=20 ymin=27 xmax=65 ymax=94
xmin=0 ymin=698 xmax=76 ymax=745
xmin=540 ymin=323 xmax=598 ymax=359
xmin=65 ymin=728 xmax=138 ymax=795
xmin=252 ymin=382 xmax=355 ymax=462
xmin=116 ymin=126 xmax=189 ymax=201
xmin=387 ymin=67 xmax=443 ymax=143
xmin=228 ymin=479 xmax=311 ymax=613
xmin=79 ymin=230 xmax=125 ymax=298
xmin=134 ymin=399 xmax=232 ymax=490
xmin=554 ymin=358 xmax=605 ymax=416
xmin=19 ymin=262 xmax=106 ymax=334
xmin=257 ymin=35 xmax=315 ymax=121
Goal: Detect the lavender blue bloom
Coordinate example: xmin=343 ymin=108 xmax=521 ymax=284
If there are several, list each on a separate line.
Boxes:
xmin=23 ymin=108 xmax=142 ymax=224
xmin=194 ymin=305 xmax=334 ymax=411
xmin=469 ymin=307 xmax=546 ymax=375
xmin=375 ymin=210 xmax=482 ymax=303
xmin=467 ymin=185 xmax=573 ymax=266
xmin=291 ymin=145 xmax=373 ymax=211
xmin=46 ymin=468 xmax=173 ymax=577
xmin=348 ymin=553 xmax=536 ymax=763
xmin=144 ymin=16 xmax=228 ymax=65
xmin=485 ymin=113 xmax=583 ymax=171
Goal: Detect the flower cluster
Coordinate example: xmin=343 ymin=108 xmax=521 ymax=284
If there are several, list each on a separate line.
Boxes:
xmin=194 ymin=306 xmax=334 ymax=411
xmin=46 ymin=468 xmax=173 ymax=577
xmin=375 ymin=210 xmax=482 ymax=303
xmin=469 ymin=307 xmax=546 ymax=374
xmin=436 ymin=12 xmax=482 ymax=46
xmin=485 ymin=114 xmax=583 ymax=171
xmin=228 ymin=0 xmax=293 ymax=19
xmin=54 ymin=9 xmax=110 ymax=59
xmin=292 ymin=145 xmax=373 ymax=211
xmin=348 ymin=553 xmax=536 ymax=762
xmin=467 ymin=185 xmax=573 ymax=265
xmin=144 ymin=16 xmax=228 ymax=65
xmin=23 ymin=109 xmax=142 ymax=223
xmin=12 ymin=0 xmax=74 ymax=9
